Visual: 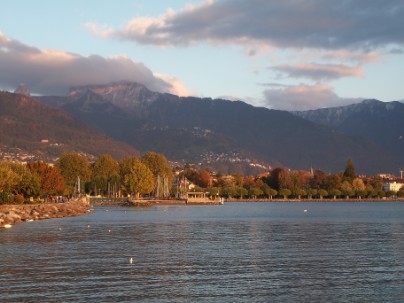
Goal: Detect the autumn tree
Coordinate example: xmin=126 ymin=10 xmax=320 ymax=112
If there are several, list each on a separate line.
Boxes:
xmin=194 ymin=169 xmax=212 ymax=188
xmin=141 ymin=152 xmax=172 ymax=180
xmin=283 ymin=170 xmax=310 ymax=197
xmin=340 ymin=181 xmax=354 ymax=198
xmin=0 ymin=162 xmax=20 ymax=194
xmin=310 ymin=170 xmax=327 ymax=190
xmin=91 ymin=154 xmax=120 ymax=196
xmin=323 ymin=174 xmax=342 ymax=192
xmin=121 ymin=158 xmax=155 ymax=199
xmin=27 ymin=161 xmax=65 ymax=196
xmin=56 ymin=153 xmax=91 ymax=194
xmin=9 ymin=162 xmax=38 ymax=197
xmin=352 ymin=177 xmax=366 ymax=199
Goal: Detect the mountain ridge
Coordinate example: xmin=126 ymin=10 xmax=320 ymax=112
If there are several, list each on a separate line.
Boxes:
xmin=38 ymin=82 xmax=404 ymax=174
xmin=292 ymin=99 xmax=404 ymax=159
xmin=0 ymin=91 xmax=139 ymax=162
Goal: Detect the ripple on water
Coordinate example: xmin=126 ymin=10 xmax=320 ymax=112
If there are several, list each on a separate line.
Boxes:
xmin=1 ymin=203 xmax=404 ymax=303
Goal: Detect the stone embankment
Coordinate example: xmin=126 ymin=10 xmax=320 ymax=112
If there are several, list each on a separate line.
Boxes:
xmin=0 ymin=198 xmax=90 ymax=228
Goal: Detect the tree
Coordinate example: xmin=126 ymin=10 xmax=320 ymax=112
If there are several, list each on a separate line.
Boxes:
xmin=56 ymin=153 xmax=91 ymax=194
xmin=194 ymin=169 xmax=211 ymax=188
xmin=122 ymin=159 xmax=155 ymax=199
xmin=285 ymin=170 xmax=310 ymax=195
xmin=208 ymin=187 xmax=220 ymax=197
xmin=260 ymin=183 xmax=271 ymax=199
xmin=279 ymin=189 xmax=291 ymax=200
xmin=221 ymin=186 xmax=238 ymax=198
xmin=236 ymin=186 xmax=248 ymax=199
xmin=294 ymin=189 xmax=307 ymax=199
xmin=343 ymin=159 xmax=357 ymax=182
xmin=141 ymin=152 xmax=173 ymax=197
xmin=307 ymin=189 xmax=318 ymax=200
xmin=323 ymin=174 xmax=342 ymax=192
xmin=340 ymin=181 xmax=354 ymax=198
xmin=329 ymin=189 xmax=341 ymax=200
xmin=0 ymin=162 xmax=20 ymax=194
xmin=266 ymin=168 xmax=287 ymax=190
xmin=310 ymin=170 xmax=327 ymax=190
xmin=27 ymin=161 xmax=65 ymax=196
xmin=141 ymin=152 xmax=172 ymax=180
xmin=352 ymin=178 xmax=366 ymax=199
xmin=248 ymin=187 xmax=263 ymax=199
xmin=318 ymin=189 xmax=328 ymax=199
xmin=91 ymin=154 xmax=119 ymax=196
xmin=9 ymin=162 xmax=38 ymax=197
xmin=268 ymin=188 xmax=278 ymax=200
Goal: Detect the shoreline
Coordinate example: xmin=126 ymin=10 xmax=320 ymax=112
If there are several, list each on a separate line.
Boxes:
xmin=224 ymin=198 xmax=404 ymax=202
xmin=0 ymin=198 xmax=90 ymax=229
xmin=91 ymin=197 xmax=404 ymax=206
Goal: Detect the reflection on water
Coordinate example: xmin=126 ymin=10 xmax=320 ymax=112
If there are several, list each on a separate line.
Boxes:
xmin=1 ymin=202 xmax=404 ymax=302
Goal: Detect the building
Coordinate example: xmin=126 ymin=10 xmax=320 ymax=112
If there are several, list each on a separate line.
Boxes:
xmin=383 ymin=181 xmax=404 ymax=192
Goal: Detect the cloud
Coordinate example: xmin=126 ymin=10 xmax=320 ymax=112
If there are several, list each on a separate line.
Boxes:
xmin=271 ymin=63 xmax=364 ymax=81
xmin=319 ymin=50 xmax=381 ymax=64
xmin=0 ymin=32 xmax=190 ymax=96
xmin=88 ymin=0 xmax=404 ymax=51
xmin=262 ymin=84 xmax=361 ymax=111
xmin=154 ymin=73 xmax=193 ymax=96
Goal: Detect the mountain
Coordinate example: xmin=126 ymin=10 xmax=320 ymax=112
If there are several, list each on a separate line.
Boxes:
xmin=38 ymin=81 xmax=404 ymax=174
xmin=292 ymin=100 xmax=404 ymax=160
xmin=0 ymin=91 xmax=139 ymax=162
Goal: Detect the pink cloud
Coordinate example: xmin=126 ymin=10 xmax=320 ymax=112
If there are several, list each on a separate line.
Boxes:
xmin=271 ymin=62 xmax=364 ymax=81
xmin=262 ymin=83 xmax=361 ymax=110
xmin=0 ymin=32 xmax=190 ymax=96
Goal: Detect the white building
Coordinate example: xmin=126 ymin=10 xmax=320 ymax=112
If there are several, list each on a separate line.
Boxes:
xmin=383 ymin=181 xmax=404 ymax=192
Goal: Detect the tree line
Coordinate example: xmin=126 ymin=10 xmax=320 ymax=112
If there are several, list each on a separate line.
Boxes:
xmin=179 ymin=159 xmax=404 ymax=200
xmin=1 ymin=154 xmax=403 ymax=204
xmin=0 ymin=151 xmax=172 ymax=204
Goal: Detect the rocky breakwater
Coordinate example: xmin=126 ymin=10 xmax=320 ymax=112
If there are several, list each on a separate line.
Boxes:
xmin=0 ymin=198 xmax=90 ymax=228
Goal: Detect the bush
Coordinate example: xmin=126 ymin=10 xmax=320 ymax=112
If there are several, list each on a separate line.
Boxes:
xmin=14 ymin=194 xmax=24 ymax=204
xmin=0 ymin=192 xmax=16 ymax=204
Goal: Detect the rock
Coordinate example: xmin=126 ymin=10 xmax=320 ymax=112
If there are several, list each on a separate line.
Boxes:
xmin=0 ymin=199 xmax=89 ymax=228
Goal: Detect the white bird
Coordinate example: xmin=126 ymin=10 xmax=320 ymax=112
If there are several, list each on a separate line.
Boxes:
xmin=4 ymin=224 xmax=12 ymax=228
xmin=129 ymin=257 xmax=133 ymax=264
xmin=304 ymin=209 xmax=308 ymax=213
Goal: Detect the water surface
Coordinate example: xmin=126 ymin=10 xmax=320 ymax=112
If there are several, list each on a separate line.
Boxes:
xmin=1 ymin=202 xmax=404 ymax=302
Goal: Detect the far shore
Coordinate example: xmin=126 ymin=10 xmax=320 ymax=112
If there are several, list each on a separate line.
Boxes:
xmin=224 ymin=198 xmax=404 ymax=203
xmin=89 ymin=196 xmax=404 ymax=206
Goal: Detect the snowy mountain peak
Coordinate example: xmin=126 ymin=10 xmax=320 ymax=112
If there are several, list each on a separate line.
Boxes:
xmin=67 ymin=81 xmax=160 ymax=111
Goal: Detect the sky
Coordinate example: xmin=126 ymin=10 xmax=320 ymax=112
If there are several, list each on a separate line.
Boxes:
xmin=1 ymin=0 xmax=404 ymax=110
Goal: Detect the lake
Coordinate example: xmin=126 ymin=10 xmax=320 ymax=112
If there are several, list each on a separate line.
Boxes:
xmin=1 ymin=202 xmax=404 ymax=302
